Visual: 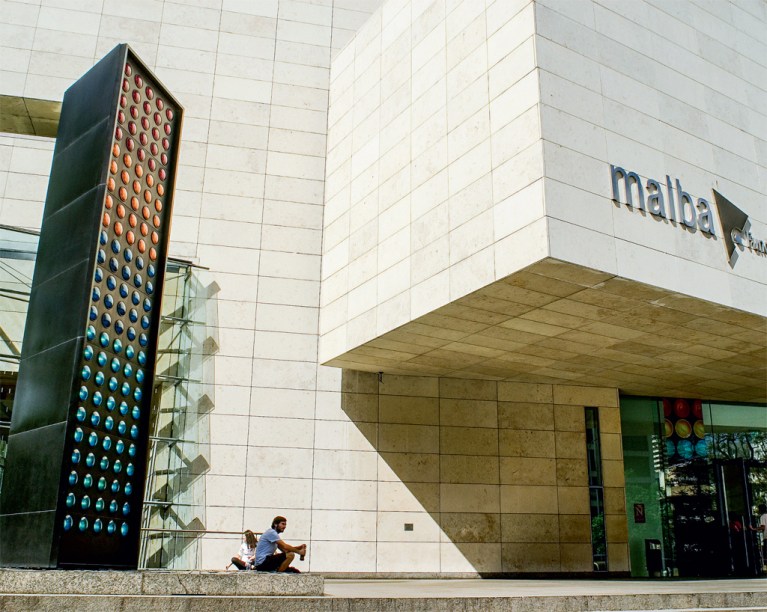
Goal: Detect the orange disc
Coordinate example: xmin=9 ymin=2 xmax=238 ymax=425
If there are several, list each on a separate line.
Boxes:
xmin=151 ymin=231 xmax=159 ymax=244
xmin=140 ymin=222 xmax=148 ymax=236
xmin=123 ymin=154 xmax=132 ymax=167
xmin=138 ymin=239 xmax=146 ymax=253
xmin=152 ymin=215 xmax=160 ymax=227
xmin=105 ymin=195 xmax=113 ymax=210
xmin=102 ymin=213 xmax=110 ymax=227
xmin=107 ymin=178 xmax=115 ymax=191
xmin=135 ymin=165 xmax=143 ymax=178
xmin=130 ymin=196 xmax=139 ymax=211
xmin=116 ymin=204 xmax=125 ymax=218
xmin=133 ymin=180 xmax=141 ymax=194
xmin=144 ymin=190 xmax=152 ymax=203
xmin=118 ymin=187 xmax=127 ymax=202
xmin=110 ymin=161 xmax=117 ymax=174
xmin=128 ymin=214 xmax=137 ymax=228
xmin=142 ymin=206 xmax=150 ymax=220
xmin=112 ymin=144 xmax=120 ymax=157
xmin=156 ymin=184 xmax=165 ymax=196
xmin=120 ymin=170 xmax=129 ymax=184
xmin=149 ymin=247 xmax=157 ymax=261
xmin=126 ymin=230 xmax=135 ymax=245
xmin=114 ymin=222 xmax=123 ymax=236
xmin=154 ymin=199 xmax=162 ymax=212
xmin=146 ymin=175 xmax=154 ymax=187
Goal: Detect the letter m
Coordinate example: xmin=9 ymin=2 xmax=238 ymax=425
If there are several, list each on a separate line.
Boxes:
xmin=610 ymin=165 xmax=644 ymax=210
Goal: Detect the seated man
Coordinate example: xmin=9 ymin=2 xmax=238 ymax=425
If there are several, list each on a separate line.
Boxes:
xmin=254 ymin=515 xmax=306 ymax=572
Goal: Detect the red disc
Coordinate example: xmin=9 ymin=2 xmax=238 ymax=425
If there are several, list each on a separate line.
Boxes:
xmin=134 ymin=75 xmax=143 ymax=88
xmin=124 ymin=64 xmax=131 ymax=76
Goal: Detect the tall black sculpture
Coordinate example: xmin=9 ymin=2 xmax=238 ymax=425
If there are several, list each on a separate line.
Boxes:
xmin=0 ymin=44 xmax=182 ymax=568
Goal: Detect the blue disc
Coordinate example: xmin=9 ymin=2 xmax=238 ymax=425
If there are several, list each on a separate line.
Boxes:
xmin=92 ymin=391 xmax=102 ymax=406
xmin=97 ymin=249 xmax=105 ymax=264
xmin=132 ymin=292 xmax=140 ymax=306
xmin=127 ymin=327 xmax=136 ymax=341
xmin=128 ymin=444 xmax=136 ymax=457
xmin=120 ymin=523 xmax=129 ymax=536
xmin=68 ymin=471 xmax=78 ymax=485
xmin=143 ymin=298 xmax=151 ymax=312
xmin=105 ymin=416 xmax=114 ymax=431
xmin=93 ymin=519 xmax=102 ymax=534
xmin=81 ymin=495 xmax=90 ymax=509
xmin=133 ymin=274 xmax=142 ymax=288
xmin=99 ymin=332 xmax=110 ymax=347
xmin=117 ymin=421 xmax=127 ymax=435
xmin=90 ymin=411 xmax=100 ymax=426
xmin=110 ymin=358 xmax=120 ymax=372
xmin=111 ymin=239 xmax=121 ymax=254
xmin=123 ymin=363 xmax=133 ymax=378
xmin=695 ymin=438 xmax=708 ymax=458
xmin=125 ymin=482 xmax=133 ymax=495
xmin=92 ymin=287 xmax=101 ymax=301
xmin=147 ymin=264 xmax=156 ymax=278
xmin=124 ymin=249 xmax=133 ymax=262
xmin=138 ymin=351 xmax=146 ymax=366
xmin=126 ymin=463 xmax=135 ymax=476
xmin=115 ymin=440 xmax=125 ymax=454
xmin=135 ymin=257 xmax=144 ymax=270
xmin=83 ymin=474 xmax=93 ymax=488
xmin=122 ymin=503 xmax=130 ymax=516
xmin=89 ymin=305 xmax=98 ymax=321
xmin=115 ymin=322 xmax=124 ymax=337
xmin=107 ymin=275 xmax=117 ymax=290
xmin=110 ymin=486 xmax=120 ymax=499
xmin=131 ymin=406 xmax=140 ymax=419
xmin=109 ymin=257 xmax=119 ymax=272
xmin=76 ymin=406 xmax=86 ymax=422
xmin=121 ymin=265 xmax=131 ymax=280
xmin=83 ymin=345 xmax=93 ymax=360
xmin=94 ymin=371 xmax=104 ymax=386
xmin=81 ymin=366 xmax=91 ymax=381
xmin=95 ymin=498 xmax=105 ymax=510
xmin=677 ymin=439 xmax=693 ymax=459
xmin=88 ymin=431 xmax=98 ymax=446
xmin=119 ymin=401 xmax=129 ymax=416
xmin=98 ymin=477 xmax=107 ymax=491
xmin=113 ymin=460 xmax=122 ymax=474
xmin=66 ymin=493 xmax=75 ymax=507
xmin=63 ymin=516 xmax=73 ymax=531
xmin=102 ymin=436 xmax=112 ymax=451
xmin=121 ymin=382 xmax=131 ymax=397
xmin=109 ymin=377 xmax=119 ymax=392
xmin=74 ymin=428 xmax=84 ymax=443
xmin=97 ymin=352 xmax=107 ymax=367
xmin=140 ymin=315 xmax=149 ymax=329
xmin=133 ymin=388 xmax=142 ymax=402
xmin=146 ymin=281 xmax=154 ymax=295
xmin=116 ymin=301 xmax=126 ymax=316
xmin=79 ymin=517 xmax=88 ymax=532
xmin=100 ymin=230 xmax=108 ymax=245
xmin=85 ymin=453 xmax=95 ymax=467
xmin=130 ymin=424 xmax=139 ymax=439
xmin=139 ymin=334 xmax=148 ymax=347
xmin=125 ymin=345 xmax=135 ymax=360
xmin=129 ymin=308 xmax=138 ymax=323
xmin=106 ymin=396 xmax=116 ymax=411
xmin=103 ymin=294 xmax=114 ymax=309
xmin=94 ymin=268 xmax=103 ymax=283
xmin=86 ymin=325 xmax=96 ymax=341
xmin=113 ymin=338 xmax=122 ymax=353
xmin=71 ymin=448 xmax=81 ymax=463
xmin=119 ymin=283 xmax=129 ymax=298
xmin=107 ymin=520 xmax=116 ymax=534
xmin=101 ymin=313 xmax=111 ymax=328
xmin=100 ymin=456 xmax=109 ymax=470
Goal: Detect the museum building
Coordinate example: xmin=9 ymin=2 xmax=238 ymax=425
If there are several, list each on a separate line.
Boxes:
xmin=0 ymin=0 xmax=765 ymax=577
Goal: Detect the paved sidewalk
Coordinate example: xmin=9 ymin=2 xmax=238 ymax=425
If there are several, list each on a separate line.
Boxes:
xmin=324 ymin=577 xmax=767 ymax=598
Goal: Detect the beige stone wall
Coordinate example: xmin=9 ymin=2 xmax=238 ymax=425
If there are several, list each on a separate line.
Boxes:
xmin=330 ymin=372 xmax=627 ymax=573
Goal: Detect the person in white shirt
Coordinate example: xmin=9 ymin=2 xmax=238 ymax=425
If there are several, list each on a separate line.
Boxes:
xmin=228 ymin=529 xmax=257 ymax=570
xmin=752 ymin=503 xmax=767 ymax=571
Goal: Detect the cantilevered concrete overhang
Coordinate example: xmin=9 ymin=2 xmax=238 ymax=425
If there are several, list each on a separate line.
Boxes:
xmin=322 ymin=259 xmax=767 ymax=403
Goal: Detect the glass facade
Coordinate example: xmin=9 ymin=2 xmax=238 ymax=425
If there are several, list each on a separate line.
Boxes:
xmin=0 ymin=225 xmax=214 ymax=569
xmin=621 ymin=396 xmax=767 ymax=578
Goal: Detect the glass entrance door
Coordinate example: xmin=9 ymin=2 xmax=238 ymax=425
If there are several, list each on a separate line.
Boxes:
xmin=715 ymin=459 xmax=761 ymax=576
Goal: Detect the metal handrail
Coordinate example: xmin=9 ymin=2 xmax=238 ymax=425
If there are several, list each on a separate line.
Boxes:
xmin=140 ymin=528 xmax=262 ymax=536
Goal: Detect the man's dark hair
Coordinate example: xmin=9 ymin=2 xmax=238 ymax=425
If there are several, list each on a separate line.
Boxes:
xmin=272 ymin=515 xmax=287 ymax=529
xmin=759 ymin=504 xmax=767 ymax=514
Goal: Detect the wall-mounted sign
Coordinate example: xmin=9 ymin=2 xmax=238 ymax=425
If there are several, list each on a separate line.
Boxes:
xmin=634 ymin=503 xmax=646 ymax=524
xmin=610 ymin=164 xmax=765 ymax=267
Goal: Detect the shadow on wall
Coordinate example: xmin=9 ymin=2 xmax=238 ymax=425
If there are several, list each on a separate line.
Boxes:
xmin=338 ymin=369 xmax=627 ymax=575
